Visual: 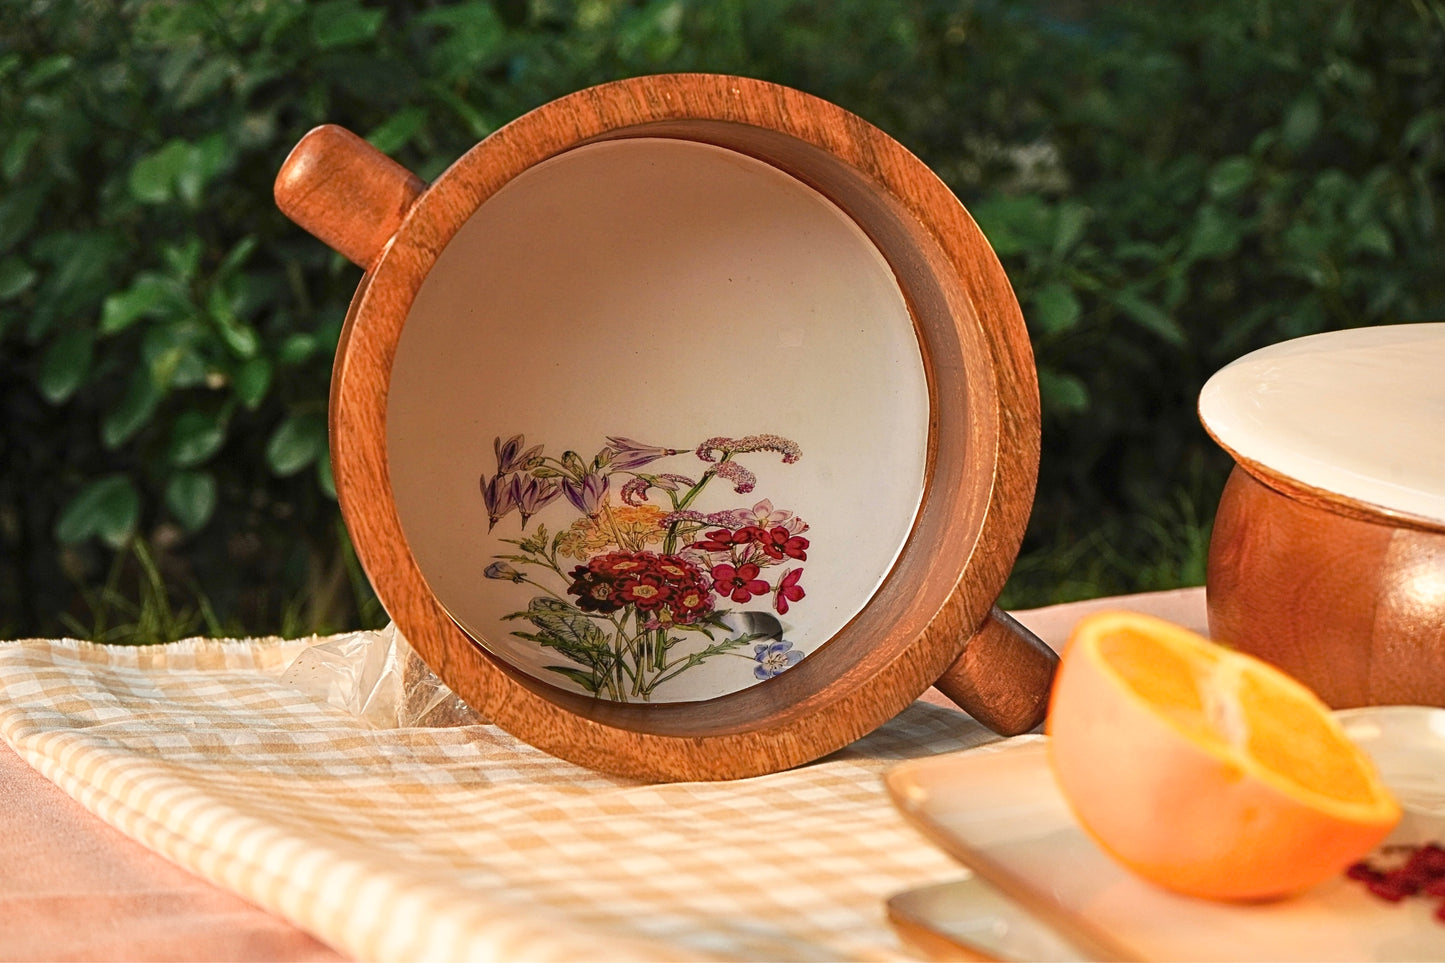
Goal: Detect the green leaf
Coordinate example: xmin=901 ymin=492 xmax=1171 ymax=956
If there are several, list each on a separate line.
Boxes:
xmin=969 ymin=194 xmax=1052 ymax=258
xmin=165 ymin=470 xmax=217 ymax=532
xmin=266 ymin=412 xmax=327 ymax=476
xmin=55 ymin=475 xmax=139 ymax=548
xmin=1185 ymin=206 xmax=1243 ymax=262
xmin=233 ymin=357 xmax=272 ymax=409
xmin=1351 ymin=222 xmax=1393 ymax=257
xmin=100 ymin=274 xmax=188 ymax=335
xmin=176 ymin=134 xmax=231 ymax=208
xmin=277 ymin=332 xmax=316 ymax=364
xmin=0 ymin=256 xmax=37 ymax=301
xmin=1208 ymin=157 xmax=1254 ymax=199
xmin=508 ymin=597 xmax=609 ymax=663
xmin=1030 ymin=282 xmax=1082 ymax=335
xmin=102 ymin=370 xmax=163 ymax=448
xmin=1113 ymin=290 xmax=1187 ymax=346
xmin=310 ymin=0 xmax=385 ymax=48
xmin=544 ymin=665 xmax=603 ymax=694
xmin=129 ymin=140 xmax=189 ymax=204
xmin=207 ymin=283 xmax=259 ymax=358
xmin=1052 ymin=201 xmax=1089 ymax=259
xmin=169 ymin=409 xmax=227 ymax=467
xmin=2 ymin=127 xmax=40 ymax=181
xmin=1037 ymin=367 xmax=1089 ymax=415
xmin=1282 ymin=96 xmax=1322 ymax=153
xmin=316 ymin=450 xmax=337 ymax=500
xmin=367 ymin=107 xmax=428 ymax=154
xmin=37 ymin=329 xmax=94 ymax=404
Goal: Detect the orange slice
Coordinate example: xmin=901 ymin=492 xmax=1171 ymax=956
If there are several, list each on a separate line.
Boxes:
xmin=1047 ymin=610 xmax=1401 ymax=901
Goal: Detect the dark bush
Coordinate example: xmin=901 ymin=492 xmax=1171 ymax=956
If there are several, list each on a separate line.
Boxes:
xmin=1 ymin=0 xmax=1441 ymax=639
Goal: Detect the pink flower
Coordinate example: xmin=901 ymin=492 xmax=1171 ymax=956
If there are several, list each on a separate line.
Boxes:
xmin=774 ymin=568 xmax=805 ymax=614
xmin=714 ymin=499 xmax=808 ymax=534
xmin=711 ymin=562 xmax=770 ymax=604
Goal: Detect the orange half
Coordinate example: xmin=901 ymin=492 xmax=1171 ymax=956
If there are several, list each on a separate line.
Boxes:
xmin=1047 ymin=610 xmax=1401 ymax=901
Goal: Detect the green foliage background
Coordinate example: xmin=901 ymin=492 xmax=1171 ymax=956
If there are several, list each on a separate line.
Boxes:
xmin=2 ymin=0 xmax=1442 ymax=641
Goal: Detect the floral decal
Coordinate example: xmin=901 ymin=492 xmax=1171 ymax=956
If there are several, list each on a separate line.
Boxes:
xmin=481 ymin=433 xmax=809 ymax=701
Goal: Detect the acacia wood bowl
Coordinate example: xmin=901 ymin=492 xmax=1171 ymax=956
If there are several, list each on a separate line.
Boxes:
xmin=274 ymin=74 xmax=1056 ymax=780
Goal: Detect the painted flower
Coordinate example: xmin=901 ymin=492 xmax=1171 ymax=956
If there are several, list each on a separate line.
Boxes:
xmin=669 ymin=582 xmax=714 ymax=623
xmin=589 ymin=551 xmax=652 ymax=577
xmin=773 ymin=567 xmax=805 ymax=615
xmin=714 ymin=499 xmax=809 ymax=535
xmin=510 ymin=473 xmax=561 ymax=524
xmin=561 ymin=471 xmax=610 ymax=516
xmin=494 ymin=434 xmax=543 ymax=474
xmin=653 ymin=555 xmax=700 ymax=584
xmin=566 ymin=566 xmax=624 ymax=614
xmin=480 ymin=472 xmax=517 ymax=531
xmin=692 ymin=528 xmax=739 ymax=554
xmin=712 ymin=562 xmax=770 ymax=604
xmin=753 ymin=640 xmax=803 ymax=679
xmin=619 ymin=576 xmax=672 ymax=611
xmin=554 ymin=504 xmax=668 ymax=559
xmin=604 ymin=437 xmax=681 ymax=472
xmin=484 ymin=561 xmax=526 ymax=583
xmin=757 ymin=526 xmax=809 ymax=561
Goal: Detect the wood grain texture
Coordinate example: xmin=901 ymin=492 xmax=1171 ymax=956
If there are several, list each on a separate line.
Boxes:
xmin=281 ymin=74 xmax=1044 ymax=780
xmin=275 ymin=125 xmax=425 ymax=269
xmin=932 ymin=607 xmax=1057 ymax=735
xmin=1207 ymin=465 xmax=1445 ymax=709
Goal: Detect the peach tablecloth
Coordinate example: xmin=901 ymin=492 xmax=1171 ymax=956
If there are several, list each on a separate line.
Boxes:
xmin=0 ymin=588 xmax=1207 ymax=962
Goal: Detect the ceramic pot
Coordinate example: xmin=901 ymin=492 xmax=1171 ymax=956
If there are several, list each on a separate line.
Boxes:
xmin=274 ymin=74 xmax=1054 ymax=779
xmin=1201 ymin=323 xmax=1445 ymax=709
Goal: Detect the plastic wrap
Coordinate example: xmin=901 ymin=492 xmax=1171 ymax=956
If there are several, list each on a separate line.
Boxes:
xmin=278 ymin=622 xmax=481 ymax=729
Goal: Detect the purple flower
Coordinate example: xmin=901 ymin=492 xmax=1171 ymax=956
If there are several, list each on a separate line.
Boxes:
xmin=753 ymin=640 xmax=803 ymax=679
xmin=604 ymin=437 xmax=680 ymax=471
xmin=696 ymin=434 xmax=802 ymax=465
xmin=710 ymin=460 xmax=756 ymax=494
xmin=484 ymin=561 xmax=526 ymax=582
xmin=480 ymin=473 xmax=517 ymax=531
xmin=621 ymin=476 xmax=652 ymax=506
xmin=494 ymin=434 xmax=543 ymax=474
xmin=510 ymin=474 xmax=561 ymax=524
xmin=562 ymin=471 xmax=609 ymax=515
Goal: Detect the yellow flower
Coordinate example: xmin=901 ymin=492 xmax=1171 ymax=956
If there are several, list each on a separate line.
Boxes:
xmin=554 ymin=501 xmax=669 ymax=558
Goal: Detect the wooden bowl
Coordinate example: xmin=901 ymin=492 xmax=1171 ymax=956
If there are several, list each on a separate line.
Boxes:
xmin=1201 ymin=323 xmax=1445 ymax=709
xmin=274 ymin=74 xmax=1055 ymax=780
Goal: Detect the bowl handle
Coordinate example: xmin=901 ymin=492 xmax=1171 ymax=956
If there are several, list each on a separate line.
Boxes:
xmin=933 ymin=607 xmax=1058 ymax=735
xmin=274 ymin=124 xmax=425 ymax=269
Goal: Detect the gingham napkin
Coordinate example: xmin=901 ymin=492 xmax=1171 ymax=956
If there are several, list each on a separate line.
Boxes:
xmin=0 ymin=630 xmax=999 ymax=962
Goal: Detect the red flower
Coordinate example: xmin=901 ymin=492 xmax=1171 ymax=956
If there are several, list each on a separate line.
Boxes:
xmin=567 ymin=567 xmax=624 ymax=613
xmin=654 ymin=555 xmax=700 ymax=584
xmin=669 ymin=583 xmax=714 ymax=623
xmin=692 ymin=529 xmax=737 ymax=553
xmin=589 ymin=551 xmax=652 ymax=577
xmin=620 ymin=576 xmax=671 ymax=611
xmin=758 ymin=526 xmax=809 ymax=561
xmin=712 ymin=562 xmax=769 ymax=604
xmin=774 ymin=567 xmax=805 ymax=614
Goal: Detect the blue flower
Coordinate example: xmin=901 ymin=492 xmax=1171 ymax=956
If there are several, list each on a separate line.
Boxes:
xmin=753 ymin=640 xmax=803 ymax=680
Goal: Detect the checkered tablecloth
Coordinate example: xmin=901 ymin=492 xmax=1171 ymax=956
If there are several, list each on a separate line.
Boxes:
xmin=0 ymin=629 xmax=1002 ymax=962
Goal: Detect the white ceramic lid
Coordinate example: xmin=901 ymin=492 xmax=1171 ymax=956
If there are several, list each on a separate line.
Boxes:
xmin=1198 ymin=323 xmax=1445 ymax=526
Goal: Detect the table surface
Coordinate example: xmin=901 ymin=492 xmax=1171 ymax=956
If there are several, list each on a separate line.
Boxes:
xmin=0 ymin=587 xmax=1207 ymax=962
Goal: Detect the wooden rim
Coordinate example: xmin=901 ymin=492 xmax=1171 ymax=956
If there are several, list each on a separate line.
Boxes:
xmin=328 ymin=74 xmax=1038 ymax=780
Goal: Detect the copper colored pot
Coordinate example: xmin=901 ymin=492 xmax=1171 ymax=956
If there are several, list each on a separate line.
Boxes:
xmin=1201 ymin=324 xmax=1445 ymax=709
